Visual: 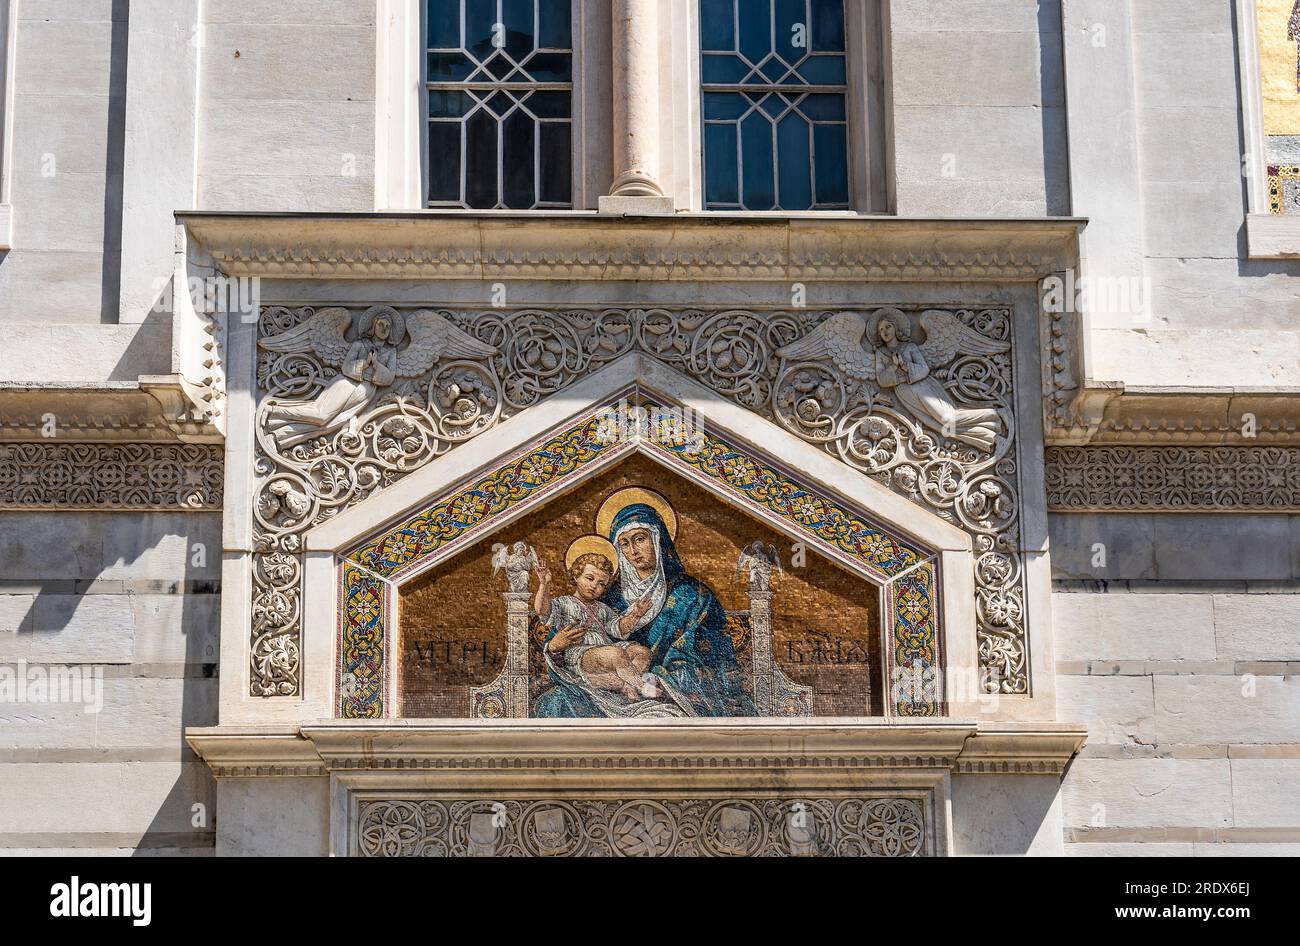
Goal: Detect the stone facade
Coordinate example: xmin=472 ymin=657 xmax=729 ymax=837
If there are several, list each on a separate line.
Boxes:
xmin=0 ymin=0 xmax=1297 ymax=857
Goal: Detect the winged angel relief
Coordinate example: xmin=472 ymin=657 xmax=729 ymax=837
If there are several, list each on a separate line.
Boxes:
xmin=259 ymin=305 xmax=498 ymax=449
xmin=776 ymin=307 xmax=1009 ymax=451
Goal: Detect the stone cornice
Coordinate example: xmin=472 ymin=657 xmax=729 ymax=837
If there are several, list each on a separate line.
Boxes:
xmin=178 ymin=212 xmax=1085 ymax=283
xmin=0 ymin=380 xmax=223 ymax=445
xmin=1044 ymin=385 xmax=1300 ymax=446
xmin=186 ymin=720 xmax=1087 ymax=778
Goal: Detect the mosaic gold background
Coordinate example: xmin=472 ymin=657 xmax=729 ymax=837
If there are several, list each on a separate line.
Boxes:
xmin=398 ymin=453 xmax=883 ymax=716
xmin=1258 ymin=0 xmax=1300 ymax=135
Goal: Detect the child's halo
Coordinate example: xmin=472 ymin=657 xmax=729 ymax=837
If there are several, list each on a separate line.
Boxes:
xmin=564 ymin=534 xmax=619 ymax=577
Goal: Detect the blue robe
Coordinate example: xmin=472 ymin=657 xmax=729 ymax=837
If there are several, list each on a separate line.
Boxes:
xmin=533 ymin=504 xmax=755 ymax=718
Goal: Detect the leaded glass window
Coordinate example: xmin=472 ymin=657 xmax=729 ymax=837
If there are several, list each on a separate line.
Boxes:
xmin=700 ymin=0 xmax=850 ymax=211
xmin=426 ymin=0 xmax=573 ymax=209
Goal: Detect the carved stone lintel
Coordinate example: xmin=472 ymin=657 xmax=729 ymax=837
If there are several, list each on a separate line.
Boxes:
xmin=356 ymin=795 xmax=927 ymax=857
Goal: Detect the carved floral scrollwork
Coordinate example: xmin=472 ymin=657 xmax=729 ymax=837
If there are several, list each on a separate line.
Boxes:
xmin=251 ymin=305 xmax=1026 ymax=699
xmin=356 ymin=796 xmax=927 ymax=857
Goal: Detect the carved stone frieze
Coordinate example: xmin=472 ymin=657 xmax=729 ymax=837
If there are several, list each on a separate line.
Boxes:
xmin=0 ymin=442 xmax=223 ymax=510
xmin=356 ymin=796 xmax=927 ymax=857
xmin=252 ymin=305 xmax=1028 ymax=699
xmin=1046 ymin=445 xmax=1300 ymax=511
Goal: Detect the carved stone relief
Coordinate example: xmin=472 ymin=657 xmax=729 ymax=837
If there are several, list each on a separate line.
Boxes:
xmin=356 ymin=796 xmax=927 ymax=857
xmin=0 ymin=442 xmax=223 ymax=510
xmin=252 ymin=305 xmax=1026 ymax=699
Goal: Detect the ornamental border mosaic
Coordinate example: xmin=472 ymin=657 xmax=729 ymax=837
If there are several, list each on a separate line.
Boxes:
xmin=336 ymin=389 xmax=941 ymax=719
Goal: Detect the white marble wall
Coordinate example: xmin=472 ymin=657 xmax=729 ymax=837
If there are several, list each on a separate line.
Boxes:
xmin=1051 ymin=511 xmax=1300 ymax=856
xmin=0 ymin=512 xmax=220 ymax=856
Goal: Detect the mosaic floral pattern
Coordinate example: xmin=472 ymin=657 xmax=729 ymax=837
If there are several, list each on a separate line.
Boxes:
xmin=888 ymin=562 xmax=939 ymax=718
xmin=338 ymin=564 xmax=388 ymax=719
xmin=1268 ymin=164 xmax=1300 ymax=213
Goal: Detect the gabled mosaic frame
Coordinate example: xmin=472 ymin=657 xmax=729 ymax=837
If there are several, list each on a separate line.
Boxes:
xmin=335 ymin=389 xmax=943 ymax=720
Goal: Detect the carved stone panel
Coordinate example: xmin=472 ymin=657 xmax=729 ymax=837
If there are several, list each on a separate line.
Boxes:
xmin=355 ymin=795 xmax=928 ymax=857
xmin=253 ymin=305 xmax=1026 ymax=701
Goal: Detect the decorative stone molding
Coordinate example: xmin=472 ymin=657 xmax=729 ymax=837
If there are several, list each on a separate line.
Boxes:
xmin=251 ymin=304 xmax=1028 ymax=701
xmin=1046 ymin=445 xmax=1300 ymax=512
xmin=0 ymin=387 xmax=197 ymax=443
xmin=0 ymin=442 xmax=223 ymax=511
xmin=180 ymin=213 xmax=1084 ymax=283
xmin=355 ymin=795 xmax=927 ymax=857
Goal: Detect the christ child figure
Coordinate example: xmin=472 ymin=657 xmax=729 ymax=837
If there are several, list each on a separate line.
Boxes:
xmin=534 ymin=551 xmax=660 ymax=700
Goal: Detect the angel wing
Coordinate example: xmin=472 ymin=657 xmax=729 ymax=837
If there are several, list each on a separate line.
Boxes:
xmin=257 ymin=307 xmax=354 ymax=367
xmin=394 ymin=309 xmax=500 ymax=377
xmin=775 ymin=312 xmax=876 ymax=381
xmin=916 ymin=310 xmax=1009 ymax=368
xmin=766 ymin=544 xmax=783 ymax=573
xmin=735 ymin=550 xmax=753 ymax=582
xmin=491 ymin=545 xmax=508 ymax=574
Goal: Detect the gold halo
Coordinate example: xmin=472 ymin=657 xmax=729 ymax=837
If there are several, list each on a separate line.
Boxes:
xmin=595 ymin=487 xmax=678 ymax=542
xmin=564 ymin=535 xmax=619 ymax=577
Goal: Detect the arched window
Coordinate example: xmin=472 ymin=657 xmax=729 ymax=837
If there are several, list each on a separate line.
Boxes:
xmin=425 ymin=0 xmax=575 ymax=209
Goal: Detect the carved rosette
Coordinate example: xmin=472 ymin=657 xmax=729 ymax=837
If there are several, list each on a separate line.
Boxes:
xmin=356 ymin=796 xmax=927 ymax=857
xmin=252 ymin=305 xmax=1027 ymax=699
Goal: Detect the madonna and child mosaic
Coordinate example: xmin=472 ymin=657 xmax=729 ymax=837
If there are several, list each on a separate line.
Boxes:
xmin=398 ymin=454 xmax=891 ymax=718
xmin=335 ymin=393 xmax=943 ymax=720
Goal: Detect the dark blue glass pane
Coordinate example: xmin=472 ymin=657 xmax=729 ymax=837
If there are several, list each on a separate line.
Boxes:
xmin=524 ymin=51 xmax=571 ymax=81
xmin=799 ymin=92 xmax=844 ymax=121
xmin=704 ymin=123 xmax=739 ymax=206
xmin=524 ymin=90 xmax=571 ymax=119
xmin=700 ymin=0 xmax=735 ymax=51
xmin=810 ymin=0 xmax=844 ymax=52
xmin=503 ymin=0 xmax=534 ymax=60
xmin=702 ymin=53 xmax=749 ymax=83
xmin=760 ymin=57 xmax=787 ymax=82
xmin=428 ymin=51 xmax=474 ymax=82
xmin=798 ymin=54 xmax=845 ymax=85
xmin=465 ymin=0 xmax=496 ymax=60
xmin=703 ymin=91 xmax=749 ymax=120
xmin=707 ymin=0 xmax=738 ymax=50
xmin=502 ymin=109 xmax=536 ymax=208
xmin=741 ymin=112 xmax=775 ymax=209
xmin=777 ymin=112 xmax=812 ymax=209
xmin=758 ymin=93 xmax=786 ymax=118
xmin=538 ymin=0 xmax=572 ymax=47
xmin=486 ymin=54 xmax=516 ymax=79
xmin=813 ymin=122 xmax=848 ymax=205
xmin=428 ymin=122 xmax=462 ymax=202
xmin=466 ymin=109 xmax=498 ymax=208
xmin=539 ymin=121 xmax=572 ymax=204
xmin=429 ymin=89 xmax=472 ymax=118
xmin=774 ymin=0 xmax=804 ymax=62
xmin=737 ymin=0 xmax=771 ymax=63
xmin=427 ymin=0 xmax=460 ymax=48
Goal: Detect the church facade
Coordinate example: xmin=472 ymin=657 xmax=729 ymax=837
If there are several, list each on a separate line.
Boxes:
xmin=1 ymin=0 xmax=1298 ymax=857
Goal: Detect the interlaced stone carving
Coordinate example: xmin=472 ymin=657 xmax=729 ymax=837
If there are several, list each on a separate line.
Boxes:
xmin=252 ymin=305 xmax=1026 ymax=698
xmin=356 ymin=796 xmax=927 ymax=857
xmin=0 ymin=442 xmax=223 ymax=510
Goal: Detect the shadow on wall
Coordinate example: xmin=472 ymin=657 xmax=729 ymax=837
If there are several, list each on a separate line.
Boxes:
xmin=3 ymin=512 xmax=219 ymax=855
xmin=1039 ymin=0 xmax=1071 ymax=216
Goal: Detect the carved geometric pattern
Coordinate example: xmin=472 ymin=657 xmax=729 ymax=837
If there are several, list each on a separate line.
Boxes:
xmin=0 ymin=442 xmax=223 ymax=510
xmin=356 ymin=796 xmax=927 ymax=857
xmin=1045 ymin=445 xmax=1300 ymax=511
xmin=338 ymin=396 xmax=939 ymax=718
xmin=254 ymin=305 xmax=1024 ymax=700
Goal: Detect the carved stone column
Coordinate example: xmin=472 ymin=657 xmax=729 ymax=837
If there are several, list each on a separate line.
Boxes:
xmin=599 ymin=0 xmax=674 ymax=214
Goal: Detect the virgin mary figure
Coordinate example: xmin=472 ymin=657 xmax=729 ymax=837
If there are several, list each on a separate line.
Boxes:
xmin=532 ymin=492 xmax=755 ymax=718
